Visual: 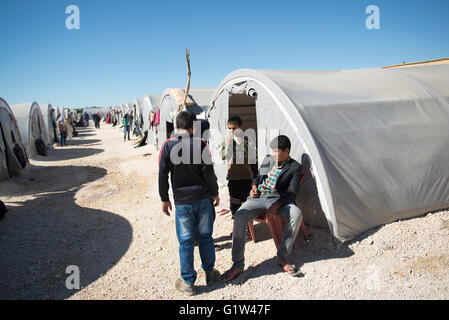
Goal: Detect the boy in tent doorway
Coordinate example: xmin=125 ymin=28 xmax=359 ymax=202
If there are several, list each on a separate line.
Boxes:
xmin=220 ymin=116 xmax=257 ymax=236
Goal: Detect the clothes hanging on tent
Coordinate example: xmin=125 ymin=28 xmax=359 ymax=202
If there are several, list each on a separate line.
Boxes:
xmin=154 ymin=110 xmax=160 ymax=126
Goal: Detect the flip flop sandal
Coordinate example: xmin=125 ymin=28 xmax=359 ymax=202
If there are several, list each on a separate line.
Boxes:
xmin=221 ymin=268 xmax=243 ymax=282
xmin=217 ymin=209 xmax=231 ymax=215
xmin=282 ymin=264 xmax=303 ymax=277
xmin=276 ymin=258 xmax=304 ymax=277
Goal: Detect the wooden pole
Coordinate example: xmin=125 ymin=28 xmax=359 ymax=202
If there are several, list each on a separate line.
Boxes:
xmin=182 ymin=49 xmax=191 ymax=110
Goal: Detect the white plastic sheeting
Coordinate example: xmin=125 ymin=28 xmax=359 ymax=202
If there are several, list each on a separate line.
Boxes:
xmin=141 ymin=94 xmax=161 ymax=147
xmin=11 ymin=102 xmax=48 ymax=159
xmin=40 ymin=103 xmax=58 ymax=145
xmin=157 ymin=88 xmax=215 ymax=149
xmin=0 ymin=97 xmax=27 ymax=180
xmin=206 ymin=65 xmax=449 ymax=241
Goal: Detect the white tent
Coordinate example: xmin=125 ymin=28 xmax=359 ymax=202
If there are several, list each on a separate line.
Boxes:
xmin=11 ymin=102 xmax=48 ymax=159
xmin=134 ymin=98 xmax=145 ymax=131
xmin=143 ymin=94 xmax=161 ymax=146
xmin=119 ymin=104 xmax=128 ymax=125
xmin=157 ymin=88 xmax=215 ymax=149
xmin=0 ymin=97 xmax=27 ymax=180
xmin=206 ymin=65 xmax=449 ymax=241
xmin=40 ymin=103 xmax=58 ymax=145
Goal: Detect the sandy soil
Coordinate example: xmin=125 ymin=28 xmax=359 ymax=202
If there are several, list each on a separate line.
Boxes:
xmin=0 ymin=123 xmax=448 ymax=300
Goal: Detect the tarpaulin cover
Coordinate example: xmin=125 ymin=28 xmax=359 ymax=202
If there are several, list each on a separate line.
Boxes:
xmin=207 ymin=65 xmax=449 ymax=241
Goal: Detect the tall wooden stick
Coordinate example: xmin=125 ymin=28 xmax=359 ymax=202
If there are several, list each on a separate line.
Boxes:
xmin=182 ymin=49 xmax=191 ymax=109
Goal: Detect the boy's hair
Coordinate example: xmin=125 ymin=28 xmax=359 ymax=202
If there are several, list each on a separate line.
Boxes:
xmin=228 ymin=116 xmax=243 ymax=127
xmin=176 ymin=111 xmax=197 ymax=130
xmin=270 ymin=135 xmax=291 ymax=152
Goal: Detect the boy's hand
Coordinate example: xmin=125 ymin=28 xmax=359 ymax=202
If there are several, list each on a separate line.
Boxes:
xmin=211 ymin=196 xmax=220 ymax=207
xmin=162 ymin=201 xmax=172 ymax=216
xmin=250 ymin=185 xmax=259 ymax=198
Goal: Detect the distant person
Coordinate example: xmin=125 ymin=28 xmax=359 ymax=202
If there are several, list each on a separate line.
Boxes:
xmin=57 ymin=116 xmax=68 ymax=147
xmin=158 ymin=111 xmax=220 ymax=296
xmin=129 ymin=112 xmax=134 ymax=131
xmin=123 ymin=113 xmax=130 ymax=141
xmin=222 ymin=135 xmax=304 ymax=281
xmin=94 ymin=112 xmax=101 ymax=129
xmin=84 ymin=112 xmax=89 ymax=127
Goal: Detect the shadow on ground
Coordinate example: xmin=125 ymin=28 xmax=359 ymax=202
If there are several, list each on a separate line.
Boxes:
xmin=210 ymin=222 xmax=354 ymax=288
xmin=0 ymin=165 xmax=133 ymax=300
xmin=32 ymin=127 xmax=103 ymax=162
xmin=0 ymin=164 xmax=106 ymax=197
xmin=34 ymin=145 xmax=104 ymax=162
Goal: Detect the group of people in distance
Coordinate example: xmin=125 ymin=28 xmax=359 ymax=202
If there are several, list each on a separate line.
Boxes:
xmin=158 ymin=111 xmax=305 ymax=296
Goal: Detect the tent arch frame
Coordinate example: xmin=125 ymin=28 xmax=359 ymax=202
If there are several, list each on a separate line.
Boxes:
xmin=207 ymin=69 xmax=337 ymax=236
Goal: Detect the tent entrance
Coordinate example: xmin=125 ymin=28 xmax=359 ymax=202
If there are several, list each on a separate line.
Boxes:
xmin=229 ymin=93 xmax=257 ymax=133
xmin=228 ymin=93 xmax=258 ymax=167
xmin=166 ymin=121 xmax=174 ymax=139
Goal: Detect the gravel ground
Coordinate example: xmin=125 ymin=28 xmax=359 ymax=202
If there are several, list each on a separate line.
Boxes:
xmin=0 ymin=124 xmax=448 ymax=300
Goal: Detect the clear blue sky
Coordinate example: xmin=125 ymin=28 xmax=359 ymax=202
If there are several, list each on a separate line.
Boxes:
xmin=0 ymin=0 xmax=448 ymax=108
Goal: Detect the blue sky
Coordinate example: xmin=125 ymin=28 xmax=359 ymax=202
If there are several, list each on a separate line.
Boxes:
xmin=0 ymin=0 xmax=448 ymax=108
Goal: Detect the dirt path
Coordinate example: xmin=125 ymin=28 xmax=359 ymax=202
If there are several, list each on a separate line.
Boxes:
xmin=0 ymin=124 xmax=448 ymax=300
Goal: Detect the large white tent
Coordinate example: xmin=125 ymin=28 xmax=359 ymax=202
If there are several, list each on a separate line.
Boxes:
xmin=133 ymin=98 xmax=145 ymax=135
xmin=40 ymin=103 xmax=58 ymax=145
xmin=206 ymin=65 xmax=449 ymax=241
xmin=11 ymin=102 xmax=48 ymax=159
xmin=157 ymin=88 xmax=215 ymax=149
xmin=142 ymin=94 xmax=161 ymax=146
xmin=0 ymin=98 xmax=27 ymax=180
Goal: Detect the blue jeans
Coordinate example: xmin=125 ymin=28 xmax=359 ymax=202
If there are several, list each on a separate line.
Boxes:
xmin=60 ymin=131 xmax=67 ymax=146
xmin=123 ymin=126 xmax=130 ymax=140
xmin=175 ymin=197 xmax=216 ymax=286
xmin=232 ymin=195 xmax=303 ymax=270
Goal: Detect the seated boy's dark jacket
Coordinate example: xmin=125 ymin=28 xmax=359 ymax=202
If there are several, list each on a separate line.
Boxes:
xmin=159 ymin=133 xmax=219 ymax=205
xmin=252 ymin=155 xmax=303 ymax=205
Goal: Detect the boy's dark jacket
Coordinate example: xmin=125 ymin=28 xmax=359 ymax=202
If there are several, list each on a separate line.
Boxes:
xmin=253 ymin=155 xmax=304 ymax=205
xmin=158 ymin=133 xmax=219 ymax=205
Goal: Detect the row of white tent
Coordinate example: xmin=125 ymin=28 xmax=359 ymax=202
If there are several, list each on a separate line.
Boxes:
xmin=109 ymin=64 xmax=449 ymax=241
xmin=108 ymin=88 xmax=213 ymax=148
xmin=0 ymin=101 xmax=81 ymax=181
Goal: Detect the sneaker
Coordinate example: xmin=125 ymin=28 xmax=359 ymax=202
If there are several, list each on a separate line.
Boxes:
xmin=206 ymin=269 xmax=221 ymax=286
xmin=175 ymin=279 xmax=195 ymax=296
